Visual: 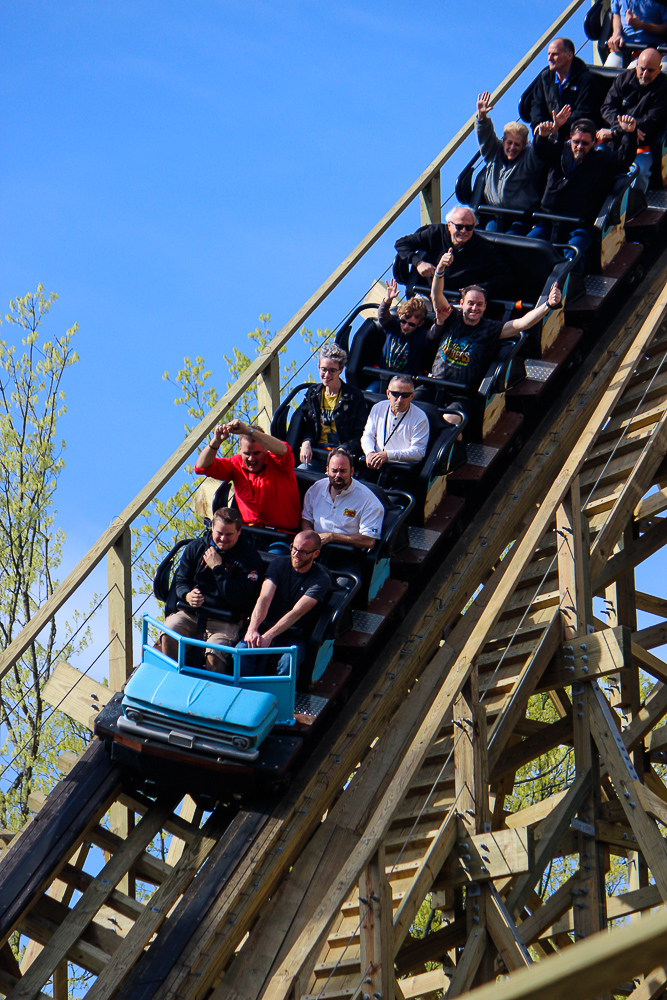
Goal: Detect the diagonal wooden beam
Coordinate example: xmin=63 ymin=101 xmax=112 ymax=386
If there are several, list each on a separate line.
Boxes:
xmin=516 ymin=873 xmax=580 ymax=946
xmin=446 ymin=927 xmax=488 ymax=999
xmin=392 ymin=805 xmax=458 ymax=952
xmin=588 ymin=682 xmax=667 ymax=900
xmin=505 ymin=772 xmax=591 ymax=917
xmin=622 ymin=680 xmax=667 ymax=750
xmin=6 ymin=794 xmax=179 ymax=1000
xmin=590 ymin=409 xmax=667 ymax=586
xmin=459 ymin=902 xmax=667 ymax=1000
xmin=487 ymin=612 xmax=562 ymax=776
xmin=594 ymin=515 xmax=667 ymax=593
xmin=486 ymin=887 xmax=532 ymax=972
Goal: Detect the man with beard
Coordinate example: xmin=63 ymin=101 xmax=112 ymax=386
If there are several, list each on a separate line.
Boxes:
xmin=301 ymin=447 xmax=384 ymax=549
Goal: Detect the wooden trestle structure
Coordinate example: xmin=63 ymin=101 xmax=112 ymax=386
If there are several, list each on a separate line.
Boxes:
xmin=7 ymin=3 xmax=667 ymax=998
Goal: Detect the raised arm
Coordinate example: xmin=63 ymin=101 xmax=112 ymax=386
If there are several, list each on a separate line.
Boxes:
xmin=196 ymin=423 xmax=230 ymax=470
xmin=500 ymin=282 xmax=562 ymax=337
xmin=225 ymin=418 xmax=288 ymax=456
xmin=430 ymin=257 xmax=454 ymax=324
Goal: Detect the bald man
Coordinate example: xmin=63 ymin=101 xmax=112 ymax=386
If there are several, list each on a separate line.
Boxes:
xmin=239 ymin=530 xmax=332 ymax=676
xmin=600 ymin=47 xmax=667 ymax=191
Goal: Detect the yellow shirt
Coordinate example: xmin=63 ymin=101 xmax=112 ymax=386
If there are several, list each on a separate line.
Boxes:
xmin=318 ymin=389 xmax=340 ymax=445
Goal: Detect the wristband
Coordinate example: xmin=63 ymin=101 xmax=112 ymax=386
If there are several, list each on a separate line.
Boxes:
xmin=208 ymin=441 xmax=220 ymax=450
xmin=435 ymin=270 xmax=445 ymax=278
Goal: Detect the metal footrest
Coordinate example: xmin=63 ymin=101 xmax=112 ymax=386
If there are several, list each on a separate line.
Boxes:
xmin=466 ymin=443 xmax=499 ymax=468
xmin=524 ymin=360 xmax=558 ymax=383
xmin=408 ymin=527 xmax=440 ymax=552
xmin=294 ymin=692 xmax=329 ymax=718
xmin=351 ymin=611 xmax=384 ymax=635
xmin=647 ymin=191 xmax=667 ymax=210
xmin=583 ymin=275 xmax=617 ymax=298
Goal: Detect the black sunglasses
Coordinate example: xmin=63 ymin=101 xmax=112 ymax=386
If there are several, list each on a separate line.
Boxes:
xmin=451 ymin=223 xmax=475 ymax=232
xmin=388 ymin=390 xmax=413 ymax=399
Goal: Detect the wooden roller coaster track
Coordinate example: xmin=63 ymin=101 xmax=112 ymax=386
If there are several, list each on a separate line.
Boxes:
xmin=7 ymin=3 xmax=667 ymax=999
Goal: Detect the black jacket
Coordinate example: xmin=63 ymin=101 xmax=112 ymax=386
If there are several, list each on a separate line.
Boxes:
xmin=535 ymin=128 xmax=637 ymax=224
xmin=298 ymin=380 xmax=368 ymax=455
xmin=529 ymin=57 xmax=598 ymax=133
xmin=172 ymin=529 xmax=264 ymax=620
xmin=602 ymin=68 xmax=667 ymax=146
xmin=394 ymin=225 xmax=512 ymax=299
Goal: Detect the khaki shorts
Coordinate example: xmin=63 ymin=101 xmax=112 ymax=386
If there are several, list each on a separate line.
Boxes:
xmin=163 ymin=610 xmax=242 ymax=659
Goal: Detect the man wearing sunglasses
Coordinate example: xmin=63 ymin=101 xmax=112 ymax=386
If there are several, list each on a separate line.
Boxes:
xmin=361 ymin=375 xmax=429 ymax=471
xmin=240 ymin=530 xmax=332 ymax=676
xmin=394 ymin=205 xmax=512 ymax=300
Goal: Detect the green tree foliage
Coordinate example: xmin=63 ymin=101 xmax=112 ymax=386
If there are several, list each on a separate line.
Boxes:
xmin=0 ymin=286 xmax=87 ymax=831
xmin=132 ymin=314 xmax=329 ymax=612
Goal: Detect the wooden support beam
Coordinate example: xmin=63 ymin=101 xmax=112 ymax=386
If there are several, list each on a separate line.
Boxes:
xmin=557 ymin=480 xmax=590 ymax=638
xmin=420 ymin=172 xmax=441 ymax=226
xmin=505 ymin=772 xmax=591 ymax=916
xmin=446 ymin=927 xmax=488 ymax=999
xmin=625 ymin=966 xmax=667 ymax=1000
xmin=487 ymin=613 xmax=562 ymax=776
xmin=395 ymin=917 xmax=466 ymax=976
xmin=436 ymin=829 xmax=533 ymax=886
xmin=635 ymin=591 xmax=667 ymax=617
xmin=594 ymin=516 xmax=667 ymax=594
xmin=486 ymin=887 xmax=532 ymax=972
xmin=359 ymin=849 xmax=395 ymax=1000
xmin=516 ymin=873 xmax=580 ymax=946
xmin=588 ymin=682 xmax=667 ymax=900
xmin=107 ymin=527 xmax=133 ymax=690
xmin=393 ymin=807 xmax=457 ymax=950
xmin=6 ymin=793 xmax=179 ymax=1000
xmin=256 ymin=356 xmax=281 ymax=428
xmin=489 ymin=715 xmax=573 ymax=781
xmin=398 ymin=968 xmax=447 ymax=999
xmin=540 ymin=626 xmax=631 ymax=690
xmin=590 ymin=409 xmax=667 ymax=585
xmin=42 ymin=662 xmax=112 ymax=731
xmin=456 ymin=902 xmax=667 ymax=1000
xmin=81 ymin=801 xmax=228 ymax=1000
xmin=622 ymin=681 xmax=667 ymax=750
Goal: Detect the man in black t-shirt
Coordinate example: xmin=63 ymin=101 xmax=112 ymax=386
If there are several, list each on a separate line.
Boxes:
xmin=240 ymin=530 xmax=332 ymax=676
xmin=427 ymin=261 xmax=562 ymax=427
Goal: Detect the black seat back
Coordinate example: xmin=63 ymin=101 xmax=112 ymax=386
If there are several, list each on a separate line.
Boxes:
xmin=476 ymin=231 xmax=566 ymax=303
xmin=338 ymin=317 xmax=386 ymax=390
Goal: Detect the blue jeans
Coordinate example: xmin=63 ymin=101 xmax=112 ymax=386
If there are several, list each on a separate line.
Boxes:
xmin=527 ymin=224 xmax=592 ymax=272
xmin=485 ymin=217 xmax=528 ymax=235
xmin=635 ymin=151 xmax=653 ymax=194
xmin=237 ymin=638 xmax=305 ymax=677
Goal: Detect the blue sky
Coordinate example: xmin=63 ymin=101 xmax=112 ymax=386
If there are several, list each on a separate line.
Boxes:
xmin=8 ymin=0 xmax=662 ymax=673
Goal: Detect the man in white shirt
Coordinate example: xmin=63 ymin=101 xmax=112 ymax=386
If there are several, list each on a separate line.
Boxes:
xmin=361 ymin=375 xmax=430 ymax=470
xmin=301 ymin=448 xmax=384 ymax=548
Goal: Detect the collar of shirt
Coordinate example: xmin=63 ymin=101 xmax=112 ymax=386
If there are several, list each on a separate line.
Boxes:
xmin=327 ymin=480 xmax=357 ymax=502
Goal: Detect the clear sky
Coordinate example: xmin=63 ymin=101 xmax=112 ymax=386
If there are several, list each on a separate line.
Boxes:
xmin=8 ymin=1 xmax=662 ymax=673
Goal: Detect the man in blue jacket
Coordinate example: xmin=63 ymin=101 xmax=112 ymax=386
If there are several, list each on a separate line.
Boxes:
xmin=161 ymin=507 xmax=264 ymax=673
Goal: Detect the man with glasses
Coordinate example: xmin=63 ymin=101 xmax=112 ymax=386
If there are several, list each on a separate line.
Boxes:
xmin=195 ymin=417 xmax=301 ymax=532
xmin=361 ymin=375 xmax=429 ymax=471
xmin=240 ymin=530 xmax=332 ymax=676
xmin=301 ymin=447 xmax=384 ymax=549
xmin=366 ymin=279 xmax=431 ymax=391
xmin=528 ymin=114 xmax=637 ymax=268
xmin=394 ymin=205 xmax=512 ymax=300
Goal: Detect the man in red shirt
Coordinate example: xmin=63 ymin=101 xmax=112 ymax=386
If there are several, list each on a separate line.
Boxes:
xmin=195 ymin=418 xmax=301 ymax=533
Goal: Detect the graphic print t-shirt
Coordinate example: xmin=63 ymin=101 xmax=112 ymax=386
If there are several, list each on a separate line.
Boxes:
xmin=431 ymin=314 xmax=504 ymax=388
